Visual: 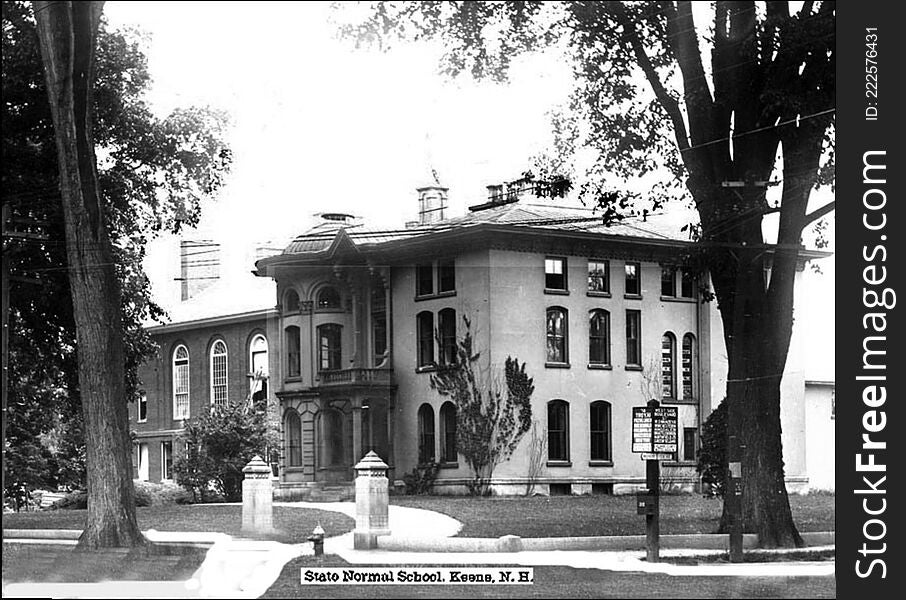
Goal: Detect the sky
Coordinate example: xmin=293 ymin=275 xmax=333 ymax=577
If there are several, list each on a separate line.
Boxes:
xmin=104 ymin=1 xmax=834 ymax=380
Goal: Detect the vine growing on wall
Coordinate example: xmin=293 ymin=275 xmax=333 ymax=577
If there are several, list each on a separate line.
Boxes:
xmin=430 ymin=315 xmax=534 ymax=495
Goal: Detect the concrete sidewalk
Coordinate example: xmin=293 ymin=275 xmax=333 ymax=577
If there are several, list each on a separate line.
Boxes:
xmin=2 ymin=500 xmax=835 ymax=598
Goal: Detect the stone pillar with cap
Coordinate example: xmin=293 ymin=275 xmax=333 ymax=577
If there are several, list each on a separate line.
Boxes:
xmin=353 ymin=451 xmax=390 ymax=549
xmin=241 ymin=455 xmax=274 ymax=536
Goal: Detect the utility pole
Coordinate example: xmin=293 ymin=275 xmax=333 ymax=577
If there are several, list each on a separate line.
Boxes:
xmin=2 ymin=202 xmax=50 ymax=518
xmin=1 ymin=203 xmax=9 ymax=513
xmin=719 ymin=177 xmax=771 ymax=562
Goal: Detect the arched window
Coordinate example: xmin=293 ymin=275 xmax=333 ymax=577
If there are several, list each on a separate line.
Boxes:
xmin=438 ymin=308 xmax=457 ymax=366
xmin=662 ymin=332 xmax=677 ymax=399
xmin=417 ymin=403 xmax=435 ymax=464
xmin=284 ymin=289 xmax=300 ymax=312
xmin=590 ymin=401 xmax=612 ymax=461
xmin=588 ymin=309 xmax=610 ymax=365
xmin=210 ymin=340 xmax=228 ymax=409
xmin=546 ymin=307 xmax=568 ymax=364
xmin=416 ymin=311 xmax=434 ymax=367
xmin=249 ymin=334 xmax=268 ymax=403
xmin=172 ymin=345 xmax=190 ymax=419
xmin=682 ymin=333 xmax=697 ymax=400
xmin=318 ymin=324 xmax=342 ymax=371
xmin=440 ymin=401 xmax=457 ymax=463
xmin=317 ymin=286 xmax=341 ymax=310
xmin=285 ymin=410 xmax=302 ymax=467
xmin=547 ymin=400 xmax=570 ymax=461
xmin=285 ymin=326 xmax=301 ymax=378
xmin=321 ymin=408 xmax=345 ymax=467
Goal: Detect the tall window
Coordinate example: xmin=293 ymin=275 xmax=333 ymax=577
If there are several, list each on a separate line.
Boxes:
xmin=625 ymin=262 xmax=641 ymax=295
xmin=285 ymin=410 xmax=302 ymax=467
xmin=438 ymin=308 xmax=457 ymax=366
xmin=285 ymin=326 xmax=301 ymax=378
xmin=661 ymin=333 xmax=677 ymax=399
xmin=371 ymin=280 xmax=387 ymax=365
xmin=249 ymin=334 xmax=268 ymax=400
xmin=318 ymin=324 xmax=342 ymax=371
xmin=172 ymin=345 xmax=190 ymax=420
xmin=161 ymin=441 xmax=173 ymax=480
xmin=438 ymin=259 xmax=456 ymax=293
xmin=138 ymin=392 xmax=147 ymax=423
xmin=626 ymin=310 xmax=641 ymax=366
xmin=588 ymin=309 xmax=610 ymax=365
xmin=588 ymin=260 xmax=610 ymax=293
xmin=440 ymin=402 xmax=457 ymax=463
xmin=210 ymin=340 xmax=228 ymax=409
xmin=590 ymin=401 xmax=611 ymax=461
xmin=684 ymin=427 xmax=698 ymax=462
xmin=545 ymin=257 xmax=567 ymax=290
xmin=317 ymin=286 xmax=341 ymax=309
xmin=284 ymin=289 xmax=300 ymax=312
xmin=417 ymin=403 xmax=435 ymax=464
xmin=681 ymin=270 xmax=696 ymax=298
xmin=547 ymin=400 xmax=570 ymax=461
xmin=137 ymin=443 xmax=149 ymax=481
xmin=546 ymin=307 xmax=568 ymax=364
xmin=416 ymin=263 xmax=434 ymax=296
xmin=682 ymin=333 xmax=697 ymax=400
xmin=661 ymin=266 xmax=676 ymax=297
xmin=416 ymin=311 xmax=434 ymax=367
xmin=321 ymin=408 xmax=345 ymax=467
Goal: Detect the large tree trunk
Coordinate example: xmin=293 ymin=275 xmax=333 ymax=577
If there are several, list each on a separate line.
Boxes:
xmin=33 ymin=0 xmax=145 ymax=549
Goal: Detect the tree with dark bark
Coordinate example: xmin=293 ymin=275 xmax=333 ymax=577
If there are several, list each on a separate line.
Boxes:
xmin=31 ymin=0 xmax=141 ymax=549
xmin=337 ymin=1 xmax=834 ymax=547
xmin=3 ymin=0 xmax=230 ymax=526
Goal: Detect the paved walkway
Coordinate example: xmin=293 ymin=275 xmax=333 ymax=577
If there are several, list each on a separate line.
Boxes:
xmin=2 ymin=501 xmax=834 ymax=598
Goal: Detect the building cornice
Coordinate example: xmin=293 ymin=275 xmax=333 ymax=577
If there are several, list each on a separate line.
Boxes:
xmin=145 ymin=308 xmax=277 ymax=334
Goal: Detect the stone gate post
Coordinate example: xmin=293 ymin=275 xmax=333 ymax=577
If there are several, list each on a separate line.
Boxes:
xmin=241 ymin=455 xmax=274 ymax=536
xmin=353 ymin=451 xmax=390 ymax=549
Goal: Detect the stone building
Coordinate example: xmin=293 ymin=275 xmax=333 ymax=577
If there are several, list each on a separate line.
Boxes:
xmin=133 ymin=176 xmax=831 ymax=496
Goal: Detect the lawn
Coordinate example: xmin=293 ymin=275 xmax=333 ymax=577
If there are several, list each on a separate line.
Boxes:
xmin=260 ymin=555 xmax=835 ymax=599
xmin=391 ymin=494 xmax=834 ymax=538
xmin=1 ymin=543 xmax=208 ymax=584
xmin=2 ymin=505 xmax=354 ymax=544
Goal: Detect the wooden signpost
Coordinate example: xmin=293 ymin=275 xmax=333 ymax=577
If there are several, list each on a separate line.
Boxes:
xmin=632 ymin=399 xmax=678 ymax=563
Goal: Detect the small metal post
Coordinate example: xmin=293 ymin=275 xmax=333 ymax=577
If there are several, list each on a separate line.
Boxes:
xmin=728 ymin=435 xmax=744 ymax=562
xmin=308 ymin=524 xmax=325 ymax=556
xmin=646 ymin=399 xmax=660 ymax=563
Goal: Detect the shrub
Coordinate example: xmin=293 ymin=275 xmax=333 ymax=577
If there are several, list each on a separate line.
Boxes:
xmin=133 ymin=480 xmax=192 ymax=506
xmin=697 ymin=398 xmax=727 ymax=498
xmin=49 ymin=489 xmax=87 ymax=510
xmin=402 ymin=462 xmax=439 ymax=495
xmin=174 ymin=399 xmax=278 ymax=502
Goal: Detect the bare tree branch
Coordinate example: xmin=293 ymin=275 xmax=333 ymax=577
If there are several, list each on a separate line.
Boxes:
xmin=803 ymin=200 xmax=835 ymax=225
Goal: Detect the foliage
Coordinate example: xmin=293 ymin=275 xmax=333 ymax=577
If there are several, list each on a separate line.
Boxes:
xmin=430 ymin=315 xmax=534 ymax=495
xmin=401 ymin=462 xmax=439 ymax=495
xmin=338 ymin=0 xmax=834 ymax=547
xmin=2 ymin=0 xmax=231 ymax=496
xmin=173 ymin=400 xmax=279 ymax=503
xmin=698 ymin=399 xmax=728 ymax=498
xmin=132 ymin=480 xmax=193 ymax=506
xmin=524 ymin=419 xmax=547 ymax=496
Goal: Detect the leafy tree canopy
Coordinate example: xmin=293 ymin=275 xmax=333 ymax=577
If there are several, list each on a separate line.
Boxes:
xmin=2 ymin=0 xmax=232 ymax=493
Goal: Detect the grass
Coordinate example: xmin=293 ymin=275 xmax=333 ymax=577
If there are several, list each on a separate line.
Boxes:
xmin=2 ymin=505 xmax=354 ymax=544
xmin=261 ymin=555 xmax=835 ymax=599
xmin=390 ymin=494 xmax=834 ymax=538
xmin=1 ymin=543 xmax=207 ymax=584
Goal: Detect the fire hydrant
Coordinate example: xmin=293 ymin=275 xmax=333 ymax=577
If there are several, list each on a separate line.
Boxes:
xmin=308 ymin=524 xmax=325 ymax=556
